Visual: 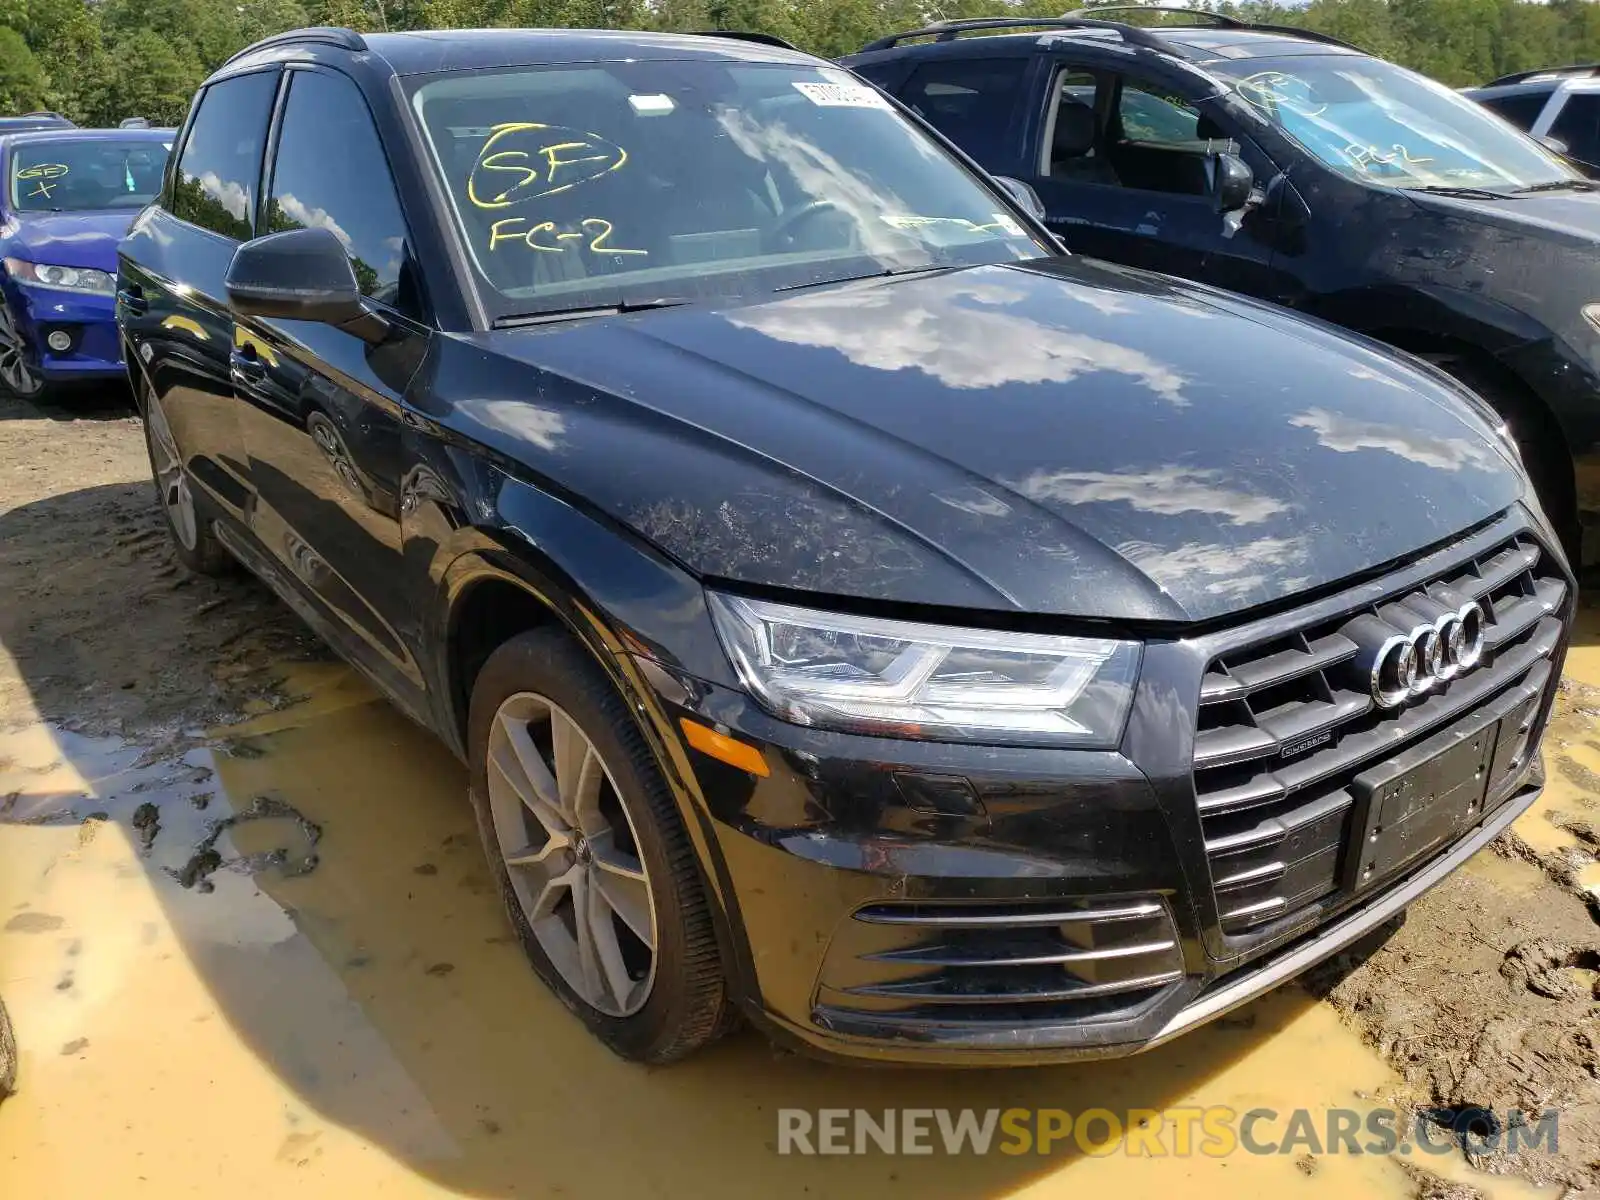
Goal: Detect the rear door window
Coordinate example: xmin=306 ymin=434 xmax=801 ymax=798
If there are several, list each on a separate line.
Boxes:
xmin=171 ymin=70 xmax=278 ymax=240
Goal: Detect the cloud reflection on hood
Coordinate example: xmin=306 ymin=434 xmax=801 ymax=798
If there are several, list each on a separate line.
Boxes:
xmin=1009 ymin=465 xmax=1288 ymax=525
xmin=1116 ymin=535 xmax=1311 ymax=602
xmin=1291 ymin=407 xmax=1500 ymax=471
xmin=728 ymin=281 xmax=1190 ymax=403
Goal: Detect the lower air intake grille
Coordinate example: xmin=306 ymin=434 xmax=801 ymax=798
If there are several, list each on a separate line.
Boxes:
xmin=1192 ymin=530 xmax=1565 ymax=944
xmin=813 ymin=897 xmax=1183 ymax=1027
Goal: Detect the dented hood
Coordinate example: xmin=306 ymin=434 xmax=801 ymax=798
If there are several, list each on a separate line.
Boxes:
xmin=463 ymin=257 xmax=1525 ymax=622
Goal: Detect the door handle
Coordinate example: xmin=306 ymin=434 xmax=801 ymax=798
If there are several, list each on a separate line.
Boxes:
xmin=116 ymin=286 xmax=147 ymax=315
xmin=230 ymin=347 xmax=265 ymax=381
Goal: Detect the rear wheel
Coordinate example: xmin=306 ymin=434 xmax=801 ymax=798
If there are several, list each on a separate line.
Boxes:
xmin=140 ymin=378 xmax=232 ymax=575
xmin=467 ymin=628 xmax=731 ymax=1062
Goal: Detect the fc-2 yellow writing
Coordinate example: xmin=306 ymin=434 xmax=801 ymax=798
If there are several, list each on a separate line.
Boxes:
xmin=488 ymin=216 xmax=647 ymax=256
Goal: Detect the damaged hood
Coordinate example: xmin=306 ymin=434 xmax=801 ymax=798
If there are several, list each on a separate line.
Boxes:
xmin=463 ymin=257 xmax=1525 ymax=622
xmin=6 ymin=209 xmax=136 ymax=271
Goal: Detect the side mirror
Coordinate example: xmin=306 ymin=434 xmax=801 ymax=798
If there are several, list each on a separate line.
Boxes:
xmin=991 ymin=175 xmax=1047 ymax=222
xmin=1208 ymin=152 xmax=1254 ymax=214
xmin=225 ymin=227 xmax=386 ymax=341
xmin=1536 ymin=133 xmax=1571 ymax=156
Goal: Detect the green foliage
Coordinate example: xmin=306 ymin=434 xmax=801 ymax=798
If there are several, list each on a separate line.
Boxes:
xmin=6 ymin=0 xmax=1600 ymax=127
xmin=0 ymin=27 xmax=47 ymax=114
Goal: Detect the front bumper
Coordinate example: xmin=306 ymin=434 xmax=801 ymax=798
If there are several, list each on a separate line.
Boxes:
xmin=638 ymin=508 xmax=1572 ymax=1066
xmin=10 ymin=282 xmax=122 ymax=378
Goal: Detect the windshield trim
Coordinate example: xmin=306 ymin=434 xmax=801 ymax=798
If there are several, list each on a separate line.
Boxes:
xmin=402 ymin=61 xmax=1053 ymax=324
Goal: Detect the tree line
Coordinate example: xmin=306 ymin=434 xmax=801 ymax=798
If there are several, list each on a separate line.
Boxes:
xmin=2 ymin=0 xmax=1597 ymax=128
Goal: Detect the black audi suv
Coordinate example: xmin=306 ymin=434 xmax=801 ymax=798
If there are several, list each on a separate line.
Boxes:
xmin=117 ymin=25 xmax=1573 ymax=1066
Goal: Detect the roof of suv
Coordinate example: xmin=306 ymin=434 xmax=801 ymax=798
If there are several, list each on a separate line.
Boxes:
xmin=223 ymin=26 xmax=817 ymax=78
xmin=847 ymin=20 xmax=1365 ymax=65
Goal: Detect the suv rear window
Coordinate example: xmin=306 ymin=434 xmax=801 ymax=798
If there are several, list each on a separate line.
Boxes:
xmin=1550 ymin=94 xmax=1600 ymax=163
xmin=899 ymin=59 xmax=1028 ymax=145
xmin=171 ymin=70 xmax=278 ymax=240
xmin=1480 ymin=92 xmax=1551 ymax=131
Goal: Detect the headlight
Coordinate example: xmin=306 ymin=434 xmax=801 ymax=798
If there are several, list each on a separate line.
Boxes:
xmin=706 ymin=592 xmax=1141 ymax=747
xmin=4 ymin=258 xmax=115 ymax=296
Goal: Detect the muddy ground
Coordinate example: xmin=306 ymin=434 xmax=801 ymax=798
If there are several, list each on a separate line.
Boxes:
xmin=1 ymin=386 xmax=1598 ymax=1197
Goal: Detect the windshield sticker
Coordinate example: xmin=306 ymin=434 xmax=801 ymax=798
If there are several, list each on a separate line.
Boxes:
xmin=466 ymin=123 xmax=628 ymax=210
xmin=792 ymin=82 xmax=891 ymax=110
xmin=16 ymin=162 xmax=68 ymax=200
xmin=488 ymin=215 xmax=647 ymax=256
xmin=628 ymin=94 xmax=675 ymax=116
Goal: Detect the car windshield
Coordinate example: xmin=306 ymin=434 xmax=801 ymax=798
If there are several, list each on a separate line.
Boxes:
xmin=1209 ymin=55 xmax=1576 ymax=192
xmin=408 ymin=60 xmax=1049 ymax=319
xmin=10 ymin=138 xmax=171 ymax=213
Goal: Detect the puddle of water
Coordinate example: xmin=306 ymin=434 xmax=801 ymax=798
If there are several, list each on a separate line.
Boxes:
xmin=1577 ymin=860 xmax=1600 ymax=901
xmin=0 ymin=668 xmax=1563 ymax=1199
xmin=1558 ymin=603 xmax=1600 ymax=689
xmin=1462 ymin=848 xmax=1548 ymax=895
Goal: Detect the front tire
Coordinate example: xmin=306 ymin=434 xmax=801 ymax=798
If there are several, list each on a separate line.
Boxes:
xmin=140 ymin=378 xmax=232 ymax=576
xmin=0 ymin=302 xmax=45 ymax=401
xmin=0 ymin=996 xmax=16 ymax=1098
xmin=467 ymin=628 xmax=731 ymax=1063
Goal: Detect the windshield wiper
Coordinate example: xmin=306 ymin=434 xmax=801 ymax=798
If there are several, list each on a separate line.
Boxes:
xmin=1509 ymin=178 xmax=1600 ymax=195
xmin=772 ymin=264 xmax=956 ymax=294
xmin=1404 ymin=184 xmax=1514 ymax=200
xmin=492 ymin=297 xmax=689 ymax=328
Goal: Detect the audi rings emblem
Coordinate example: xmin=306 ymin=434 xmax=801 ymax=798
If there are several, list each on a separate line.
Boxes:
xmin=1341 ymin=594 xmax=1486 ymax=709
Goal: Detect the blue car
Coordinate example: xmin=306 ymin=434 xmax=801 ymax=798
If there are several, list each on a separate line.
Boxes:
xmin=0 ymin=127 xmax=172 ymax=399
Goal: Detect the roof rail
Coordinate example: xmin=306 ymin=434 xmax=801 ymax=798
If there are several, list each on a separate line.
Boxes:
xmin=1484 ymin=63 xmax=1600 ymax=88
xmin=222 ymin=25 xmax=366 ymax=67
xmin=1243 ymin=24 xmax=1366 ymax=52
xmin=690 ymin=30 xmax=800 ymax=51
xmin=1066 ymin=7 xmax=1366 ymax=52
xmin=859 ymin=16 xmax=1170 ymax=54
xmin=1062 ymin=6 xmax=1245 ymax=27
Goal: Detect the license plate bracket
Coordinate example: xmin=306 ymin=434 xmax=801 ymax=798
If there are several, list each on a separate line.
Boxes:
xmin=1342 ymin=708 xmax=1500 ymax=893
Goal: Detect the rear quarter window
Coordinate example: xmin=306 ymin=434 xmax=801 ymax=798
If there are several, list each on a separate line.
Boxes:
xmin=1480 ymin=91 xmax=1553 ymax=131
xmin=899 ymin=58 xmax=1029 ymax=146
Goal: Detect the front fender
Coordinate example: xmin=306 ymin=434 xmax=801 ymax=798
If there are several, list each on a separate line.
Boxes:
xmin=414 ymin=461 xmax=757 ymax=1001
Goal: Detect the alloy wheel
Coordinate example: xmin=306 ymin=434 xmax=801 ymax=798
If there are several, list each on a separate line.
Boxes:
xmin=0 ymin=306 xmax=41 ymax=397
xmin=486 ymin=692 xmax=658 ymax=1017
xmin=145 ymin=386 xmax=198 ymax=551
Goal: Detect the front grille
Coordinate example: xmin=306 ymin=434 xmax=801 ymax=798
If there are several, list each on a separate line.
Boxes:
xmin=813 ymin=897 xmax=1184 ymax=1027
xmin=1192 ymin=530 xmax=1566 ymax=945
